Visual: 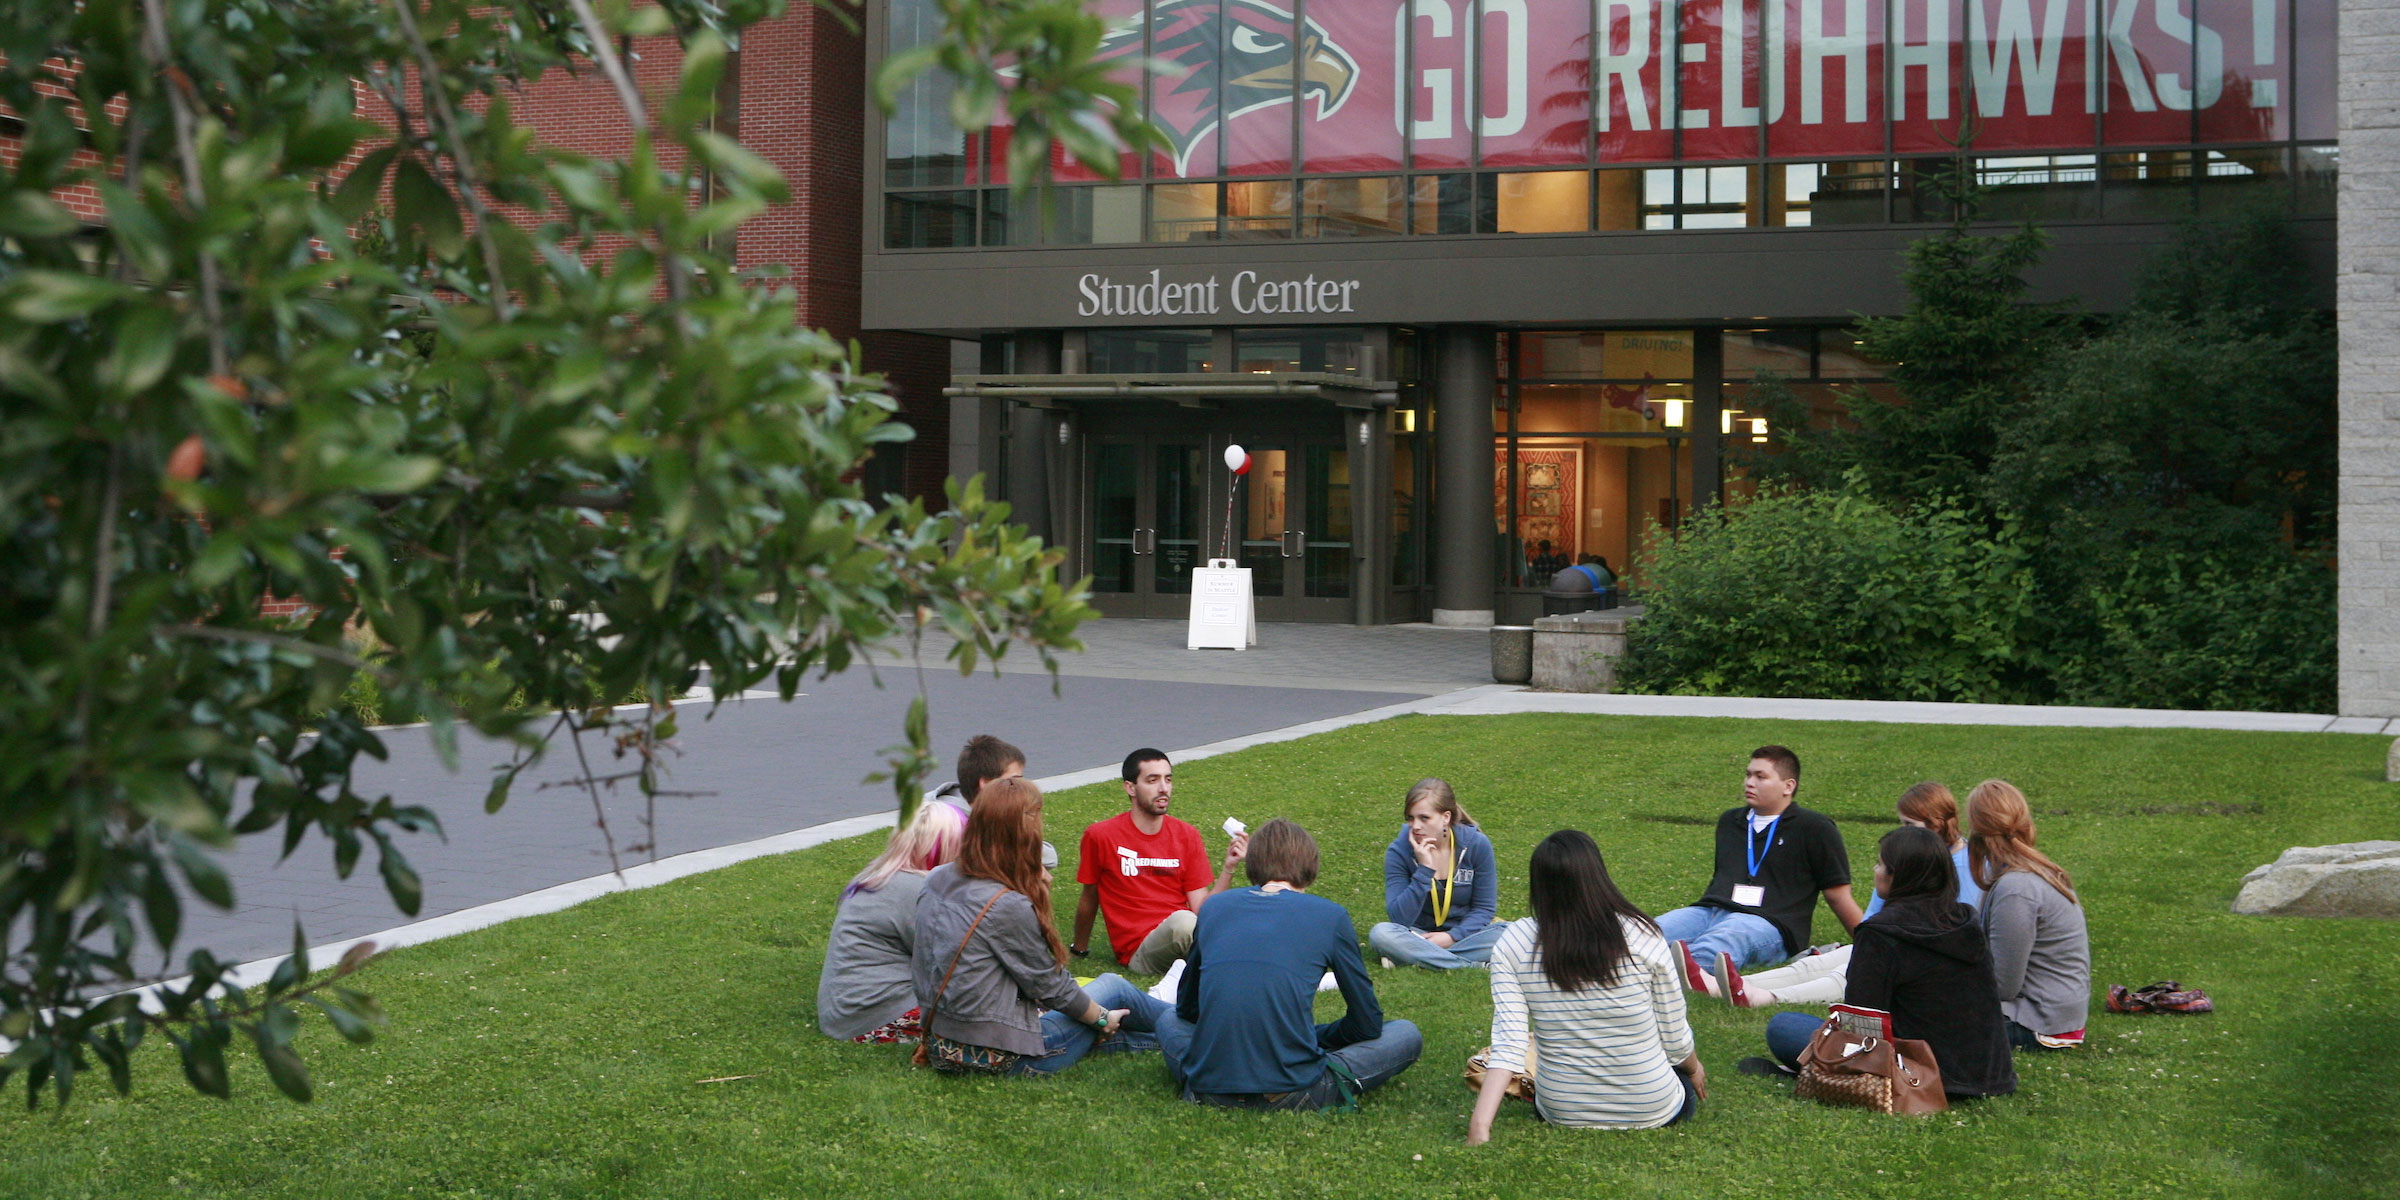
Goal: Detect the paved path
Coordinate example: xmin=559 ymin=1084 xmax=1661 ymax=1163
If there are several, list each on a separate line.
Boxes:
xmin=177 ymin=618 xmax=1485 ymax=975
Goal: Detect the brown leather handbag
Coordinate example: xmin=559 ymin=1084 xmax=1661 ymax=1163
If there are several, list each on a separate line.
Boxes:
xmin=1794 ymin=1018 xmax=1948 ymax=1115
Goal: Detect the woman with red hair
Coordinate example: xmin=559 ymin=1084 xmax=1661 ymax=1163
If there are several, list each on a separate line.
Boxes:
xmin=910 ymin=778 xmax=1168 ymax=1074
xmin=1967 ymin=780 xmax=2091 ymax=1050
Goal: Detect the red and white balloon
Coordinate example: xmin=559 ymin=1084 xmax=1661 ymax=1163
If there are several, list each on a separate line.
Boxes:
xmin=1223 ymin=444 xmax=1251 ymax=475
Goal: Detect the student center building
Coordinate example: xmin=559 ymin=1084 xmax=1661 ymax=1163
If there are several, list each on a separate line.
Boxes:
xmin=861 ymin=1 xmax=2338 ymax=626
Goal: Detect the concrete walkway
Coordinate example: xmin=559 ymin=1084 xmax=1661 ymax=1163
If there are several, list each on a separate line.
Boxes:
xmin=179 ymin=619 xmax=2386 ymax=994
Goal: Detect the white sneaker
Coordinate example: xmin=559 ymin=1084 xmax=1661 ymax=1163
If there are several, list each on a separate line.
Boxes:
xmin=1380 ymin=956 xmax=1395 ymax=969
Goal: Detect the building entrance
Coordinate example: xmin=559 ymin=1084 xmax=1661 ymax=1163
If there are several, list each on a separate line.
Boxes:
xmin=1084 ymin=413 xmax=1355 ymax=623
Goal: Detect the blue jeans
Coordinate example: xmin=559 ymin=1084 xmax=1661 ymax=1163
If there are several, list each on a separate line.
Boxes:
xmin=1766 ymin=1010 xmax=1822 ymax=1071
xmin=1155 ymin=1010 xmax=1425 ymax=1111
xmin=1368 ymin=920 xmax=1512 ymax=969
xmin=1014 ymin=974 xmax=1170 ymax=1076
xmin=1653 ymin=906 xmax=1787 ymax=973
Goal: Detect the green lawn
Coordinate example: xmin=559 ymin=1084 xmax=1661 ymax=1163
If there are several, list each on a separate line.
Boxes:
xmin=10 ymin=714 xmax=2397 ymax=1199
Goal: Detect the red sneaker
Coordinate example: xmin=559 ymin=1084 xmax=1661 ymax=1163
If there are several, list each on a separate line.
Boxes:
xmin=1673 ymin=940 xmax=1709 ymax=992
xmin=1713 ymin=954 xmax=1756 ymax=1008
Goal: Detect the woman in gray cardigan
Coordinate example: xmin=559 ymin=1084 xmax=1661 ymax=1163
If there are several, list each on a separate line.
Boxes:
xmin=815 ymin=797 xmax=970 ymax=1043
xmin=911 ymin=778 xmax=1169 ymax=1074
xmin=1967 ymin=780 xmax=2092 ymax=1050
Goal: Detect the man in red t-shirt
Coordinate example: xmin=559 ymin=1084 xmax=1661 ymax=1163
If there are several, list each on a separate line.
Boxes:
xmin=1072 ymin=748 xmax=1245 ymax=974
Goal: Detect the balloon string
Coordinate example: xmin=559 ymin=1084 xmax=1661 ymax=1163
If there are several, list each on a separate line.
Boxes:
xmin=1221 ymin=472 xmax=1237 ymax=561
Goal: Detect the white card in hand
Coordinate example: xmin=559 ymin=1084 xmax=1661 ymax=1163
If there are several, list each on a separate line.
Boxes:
xmin=1223 ymin=817 xmax=1246 ymax=837
xmin=1730 ymin=884 xmax=1765 ymax=908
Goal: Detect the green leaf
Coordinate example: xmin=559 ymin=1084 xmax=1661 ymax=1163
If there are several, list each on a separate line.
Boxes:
xmin=332 ymin=144 xmax=398 ymax=220
xmin=170 ymin=1029 xmax=230 ymax=1100
xmin=0 ymin=270 xmax=129 ymax=324
xmin=141 ymin=865 xmax=181 ymax=958
xmin=376 ymin=842 xmax=422 ymax=916
xmin=96 ymin=303 xmax=180 ymax=396
xmin=0 ymin=190 xmax=82 ymax=238
xmin=250 ymin=1025 xmax=313 ymax=1102
xmin=343 ymin=455 xmax=445 ymax=496
xmin=169 ymin=834 xmax=234 ymax=909
xmin=392 ymin=155 xmax=466 ymax=260
xmin=303 ymin=995 xmax=376 ymax=1044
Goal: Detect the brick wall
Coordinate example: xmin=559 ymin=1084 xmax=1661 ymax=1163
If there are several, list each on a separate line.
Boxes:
xmin=2339 ymin=0 xmax=2400 ymax=716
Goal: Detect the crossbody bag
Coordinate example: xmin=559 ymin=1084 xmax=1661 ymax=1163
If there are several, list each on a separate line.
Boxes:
xmin=910 ymin=891 xmax=1018 ymax=1075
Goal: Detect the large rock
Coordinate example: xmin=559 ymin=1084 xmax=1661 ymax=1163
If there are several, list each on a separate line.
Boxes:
xmin=2232 ymin=842 xmax=2400 ymax=918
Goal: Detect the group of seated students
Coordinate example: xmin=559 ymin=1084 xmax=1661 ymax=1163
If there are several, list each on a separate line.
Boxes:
xmin=814 ymin=736 xmax=2092 ymax=1134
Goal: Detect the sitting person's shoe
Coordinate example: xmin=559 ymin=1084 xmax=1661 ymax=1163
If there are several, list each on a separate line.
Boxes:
xmin=1379 ymin=956 xmax=1395 ymax=970
xmin=1673 ymin=941 xmax=1710 ymax=993
xmin=1711 ymin=953 xmax=1757 ymax=1008
xmin=1736 ymin=1055 xmax=1797 ymax=1077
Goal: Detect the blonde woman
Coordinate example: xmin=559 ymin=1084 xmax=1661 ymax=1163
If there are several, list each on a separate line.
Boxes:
xmin=816 ymin=798 xmax=971 ymax=1043
xmin=1369 ymin=778 xmax=1508 ymax=969
xmin=1967 ymin=780 xmax=2091 ymax=1050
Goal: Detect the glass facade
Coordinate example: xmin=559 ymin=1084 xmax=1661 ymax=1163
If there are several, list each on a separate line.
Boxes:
xmin=885 ymin=0 xmax=2337 ymax=248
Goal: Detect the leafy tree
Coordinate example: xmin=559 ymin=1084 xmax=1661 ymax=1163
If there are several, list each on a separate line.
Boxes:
xmin=1733 ymin=166 xmax=2066 ymax=508
xmin=0 ymin=0 xmax=1137 ymax=1108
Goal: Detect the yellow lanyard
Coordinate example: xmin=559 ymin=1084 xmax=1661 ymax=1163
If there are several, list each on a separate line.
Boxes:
xmin=1430 ymin=830 xmax=1457 ymax=928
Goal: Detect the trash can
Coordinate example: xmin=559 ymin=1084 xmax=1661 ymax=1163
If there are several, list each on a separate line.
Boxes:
xmin=1541 ymin=566 xmax=1602 ymax=616
xmin=1489 ymin=625 xmax=1533 ymax=684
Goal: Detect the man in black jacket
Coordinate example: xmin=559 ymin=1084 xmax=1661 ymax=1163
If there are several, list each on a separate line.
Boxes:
xmin=1655 ymin=745 xmax=1864 ymax=980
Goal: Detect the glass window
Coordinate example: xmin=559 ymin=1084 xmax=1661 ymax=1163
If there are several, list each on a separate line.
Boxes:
xmin=1044 ymin=185 xmax=1144 ymax=245
xmin=1642 ymin=168 xmax=1676 ymax=229
xmin=1973 ymin=154 xmax=2099 ymax=222
xmin=1300 ymin=177 xmax=1405 ymax=238
xmin=885 ymin=191 xmax=976 ymax=249
xmin=1890 ymin=0 xmax=1967 ymax=154
xmin=1818 ymin=329 xmax=1890 ymax=379
xmin=1478 ymin=1 xmax=1592 ymax=167
xmin=2101 ymin=3 xmax=2195 ymax=148
xmin=1894 ymin=157 xmax=1960 ymax=224
xmin=1766 ymin=161 xmax=1889 ymax=227
xmin=1037 ymin=0 xmax=1148 ymax=183
xmin=1492 ymin=171 xmax=1589 ymax=233
xmin=885 ymin=0 xmax=972 ymax=186
xmin=1220 ymin=0 xmax=1295 ymax=176
xmin=979 ymin=189 xmax=1040 ymax=246
xmin=1593 ymin=0 xmax=1672 ymax=162
xmin=1495 ymin=437 xmax=1687 ymax=591
xmin=1088 ymin=329 xmax=1215 ymax=374
xmin=1724 ymin=329 xmax=1814 ymax=379
xmin=1233 ymin=328 xmax=1367 ymax=374
xmin=1223 ymin=179 xmax=1294 ymax=239
xmin=1409 ymin=174 xmax=1482 ymax=235
xmin=1675 ymin=165 xmax=1755 ymax=228
xmin=2295 ymin=1 xmax=2335 ymax=141
xmin=1678 ymin=0 xmax=1762 ymax=162
xmin=1515 ymin=330 xmax=1693 ymax=380
xmin=1149 ymin=182 xmax=1220 ymax=242
xmin=2296 ymin=145 xmax=2337 ymax=217
xmin=1518 ymin=382 xmax=1694 ymax=434
xmin=2197 ymin=0 xmax=2291 ymax=145
xmin=1594 ymin=167 xmax=1654 ymax=230
xmin=1765 ymin=0 xmax=1883 ymax=158
xmin=1302 ymin=4 xmax=1398 ymax=172
xmin=2197 ymin=147 xmax=2289 ymax=215
xmin=2102 ymin=150 xmax=2196 ymax=219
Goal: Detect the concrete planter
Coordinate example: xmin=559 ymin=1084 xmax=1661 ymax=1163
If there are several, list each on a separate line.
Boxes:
xmin=1531 ymin=610 xmax=1643 ymax=692
xmin=1490 ymin=625 xmax=1533 ymax=684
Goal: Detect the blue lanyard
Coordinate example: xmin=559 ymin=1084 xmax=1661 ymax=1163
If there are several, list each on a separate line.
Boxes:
xmin=1746 ymin=815 xmax=1782 ymax=879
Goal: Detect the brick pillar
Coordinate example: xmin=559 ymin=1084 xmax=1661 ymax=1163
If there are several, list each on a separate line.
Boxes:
xmin=2340 ymin=0 xmax=2400 ymax=716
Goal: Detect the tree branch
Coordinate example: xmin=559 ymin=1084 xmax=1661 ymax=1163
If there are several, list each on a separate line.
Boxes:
xmin=560 ymin=0 xmax=694 ymax=306
xmin=139 ymin=0 xmax=228 ymax=379
xmin=388 ymin=0 xmax=519 ymax=322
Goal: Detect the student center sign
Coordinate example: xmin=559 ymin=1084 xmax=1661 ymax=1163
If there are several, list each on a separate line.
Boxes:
xmin=864 ymin=1 xmax=2338 ymax=627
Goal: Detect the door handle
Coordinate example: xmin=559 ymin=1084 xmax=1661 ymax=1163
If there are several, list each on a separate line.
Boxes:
xmin=1293 ymin=531 xmax=1308 ymax=557
xmin=1136 ymin=528 xmax=1155 ymax=555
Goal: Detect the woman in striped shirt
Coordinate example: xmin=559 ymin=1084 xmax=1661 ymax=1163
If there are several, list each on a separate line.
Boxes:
xmin=1467 ymin=830 xmax=1705 ymax=1143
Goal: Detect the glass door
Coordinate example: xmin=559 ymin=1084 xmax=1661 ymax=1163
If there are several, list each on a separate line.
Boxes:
xmin=1230 ymin=437 xmax=1354 ymax=621
xmin=1086 ymin=435 xmax=1205 ymax=619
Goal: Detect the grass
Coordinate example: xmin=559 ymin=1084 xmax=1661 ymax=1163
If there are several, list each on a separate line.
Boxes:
xmin=8 ymin=714 xmax=2397 ymax=1199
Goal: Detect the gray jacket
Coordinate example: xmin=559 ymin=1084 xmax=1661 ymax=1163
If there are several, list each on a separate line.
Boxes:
xmin=910 ymin=865 xmax=1089 ymax=1056
xmin=1980 ymin=869 xmax=2091 ymax=1036
xmin=815 ymin=870 xmax=926 ymax=1040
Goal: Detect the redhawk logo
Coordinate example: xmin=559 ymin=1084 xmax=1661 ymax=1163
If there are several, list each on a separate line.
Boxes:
xmin=1098 ymin=0 xmax=1359 ymax=176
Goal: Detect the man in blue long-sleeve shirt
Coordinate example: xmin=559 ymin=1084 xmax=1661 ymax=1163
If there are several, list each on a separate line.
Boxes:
xmin=1154 ymin=820 xmax=1423 ymax=1111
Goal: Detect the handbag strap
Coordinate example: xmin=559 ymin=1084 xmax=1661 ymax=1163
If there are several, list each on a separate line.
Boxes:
xmin=920 ymin=889 xmax=1007 ymax=1039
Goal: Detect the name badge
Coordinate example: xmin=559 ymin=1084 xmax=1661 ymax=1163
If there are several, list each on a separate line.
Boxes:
xmin=1730 ymin=884 xmax=1765 ymax=908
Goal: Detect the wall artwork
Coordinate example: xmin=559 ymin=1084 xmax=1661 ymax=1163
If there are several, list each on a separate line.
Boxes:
xmin=1496 ymin=445 xmax=1581 ymax=570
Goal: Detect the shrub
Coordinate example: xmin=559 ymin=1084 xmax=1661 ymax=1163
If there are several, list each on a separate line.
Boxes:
xmin=2042 ymin=549 xmax=2335 ymax=714
xmin=1618 ymin=486 xmax=2035 ymax=703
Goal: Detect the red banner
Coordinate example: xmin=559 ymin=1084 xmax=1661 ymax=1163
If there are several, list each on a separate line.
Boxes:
xmin=962 ymin=0 xmax=2314 ymax=182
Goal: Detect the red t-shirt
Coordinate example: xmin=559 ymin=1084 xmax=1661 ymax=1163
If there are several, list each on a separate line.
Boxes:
xmin=1077 ymin=812 xmax=1213 ymax=964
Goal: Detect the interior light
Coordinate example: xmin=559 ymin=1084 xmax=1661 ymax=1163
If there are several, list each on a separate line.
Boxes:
xmin=1660 ymin=399 xmax=1687 ymax=429
xmin=1721 ymin=408 xmax=1737 ymax=435
xmin=1749 ymin=416 xmax=1768 ymax=444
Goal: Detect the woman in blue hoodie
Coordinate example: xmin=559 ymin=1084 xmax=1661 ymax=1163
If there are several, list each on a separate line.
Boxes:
xmin=1369 ymin=779 xmax=1508 ymax=969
